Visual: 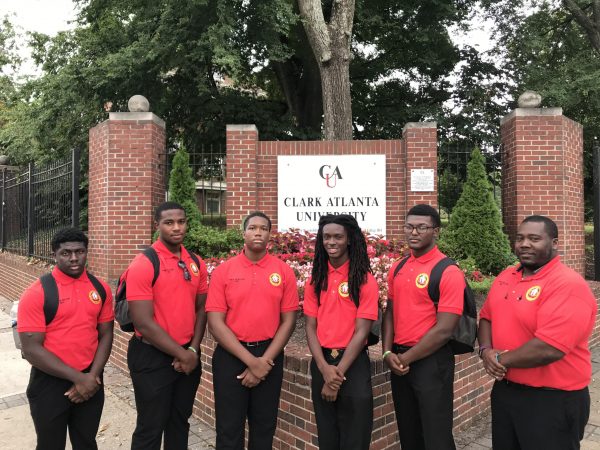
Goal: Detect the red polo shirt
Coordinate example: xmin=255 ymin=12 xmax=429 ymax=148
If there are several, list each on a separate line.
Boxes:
xmin=304 ymin=260 xmax=379 ymax=348
xmin=387 ymin=246 xmax=465 ymax=346
xmin=480 ymin=257 xmax=596 ymax=390
xmin=206 ymin=252 xmax=299 ymax=342
xmin=17 ymin=268 xmax=114 ymax=371
xmin=125 ymin=240 xmax=208 ymax=345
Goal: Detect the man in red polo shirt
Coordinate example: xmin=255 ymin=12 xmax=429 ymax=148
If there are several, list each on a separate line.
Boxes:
xmin=206 ymin=211 xmax=299 ymax=449
xmin=382 ymin=204 xmax=465 ymax=450
xmin=304 ymin=214 xmax=379 ymax=450
xmin=479 ymin=215 xmax=596 ymax=449
xmin=125 ymin=201 xmax=208 ymax=450
xmin=18 ymin=227 xmax=114 ymax=450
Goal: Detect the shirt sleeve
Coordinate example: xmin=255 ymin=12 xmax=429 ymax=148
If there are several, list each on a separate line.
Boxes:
xmin=387 ymin=260 xmax=399 ymax=301
xmin=196 ymin=258 xmax=209 ymax=295
xmin=357 ymin=274 xmax=379 ymax=320
xmin=535 ymin=284 xmax=596 ymax=354
xmin=302 ymin=277 xmax=318 ymax=318
xmin=17 ymin=281 xmax=46 ymax=333
xmin=125 ymin=255 xmax=155 ymax=302
xmin=98 ymin=280 xmax=115 ymax=323
xmin=280 ymin=264 xmax=299 ymax=312
xmin=437 ymin=265 xmax=465 ymax=315
xmin=205 ymin=263 xmax=228 ymax=312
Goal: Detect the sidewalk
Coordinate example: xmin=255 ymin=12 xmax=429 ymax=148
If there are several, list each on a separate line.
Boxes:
xmin=2 ymin=291 xmax=600 ymax=449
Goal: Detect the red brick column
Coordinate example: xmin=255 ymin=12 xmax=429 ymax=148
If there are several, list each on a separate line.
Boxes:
xmin=500 ymin=108 xmax=584 ymax=274
xmin=226 ymin=124 xmax=258 ymax=228
xmin=87 ymin=112 xmax=166 ymax=282
xmin=402 ymin=122 xmax=438 ymax=210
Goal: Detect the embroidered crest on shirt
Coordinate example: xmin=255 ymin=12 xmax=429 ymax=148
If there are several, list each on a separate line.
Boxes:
xmin=269 ymin=273 xmax=282 ymax=287
xmin=415 ymin=273 xmax=429 ymax=289
xmin=525 ymin=285 xmax=542 ymax=302
xmin=338 ymin=282 xmax=349 ymax=297
xmin=189 ymin=262 xmax=199 ymax=276
xmin=89 ymin=290 xmax=101 ymax=305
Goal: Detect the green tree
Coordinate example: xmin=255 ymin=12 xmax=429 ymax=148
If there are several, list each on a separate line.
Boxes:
xmin=441 ymin=148 xmax=513 ymax=274
xmin=168 ymin=145 xmax=202 ymax=236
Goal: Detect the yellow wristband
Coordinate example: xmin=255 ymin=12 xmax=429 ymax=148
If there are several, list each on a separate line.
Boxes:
xmin=187 ymin=346 xmax=197 ymax=354
xmin=382 ymin=350 xmax=392 ymax=360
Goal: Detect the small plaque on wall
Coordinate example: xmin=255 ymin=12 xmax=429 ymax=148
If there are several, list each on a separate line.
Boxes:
xmin=410 ymin=169 xmax=435 ymax=192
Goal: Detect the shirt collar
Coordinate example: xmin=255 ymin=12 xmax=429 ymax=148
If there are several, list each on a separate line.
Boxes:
xmin=240 ymin=250 xmax=270 ymax=267
xmin=153 ymin=239 xmax=183 ymax=260
xmin=328 ymin=259 xmax=350 ymax=276
xmin=514 ymin=255 xmax=561 ymax=279
xmin=51 ymin=266 xmax=89 ymax=285
xmin=409 ymin=245 xmax=441 ymax=263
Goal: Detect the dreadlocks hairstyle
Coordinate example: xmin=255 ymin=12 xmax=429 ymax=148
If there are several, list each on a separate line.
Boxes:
xmin=310 ymin=214 xmax=372 ymax=307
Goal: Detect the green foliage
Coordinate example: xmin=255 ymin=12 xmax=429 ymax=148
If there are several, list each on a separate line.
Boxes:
xmin=440 ymin=148 xmax=513 ymax=274
xmin=438 ymin=171 xmax=463 ymax=214
xmin=185 ymin=225 xmax=243 ymax=258
xmin=168 ymin=145 xmax=202 ymax=236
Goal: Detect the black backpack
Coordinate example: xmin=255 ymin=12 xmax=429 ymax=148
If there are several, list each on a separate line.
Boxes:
xmin=40 ymin=272 xmax=107 ymax=325
xmin=114 ymin=247 xmax=201 ymax=332
xmin=393 ymin=256 xmax=477 ymax=355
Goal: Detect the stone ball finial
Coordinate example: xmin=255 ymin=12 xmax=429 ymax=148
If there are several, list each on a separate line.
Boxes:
xmin=518 ymin=90 xmax=542 ymax=108
xmin=128 ymin=95 xmax=150 ymax=112
xmin=0 ymin=155 xmax=9 ymax=165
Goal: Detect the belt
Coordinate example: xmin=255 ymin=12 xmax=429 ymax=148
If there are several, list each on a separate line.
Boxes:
xmin=321 ymin=346 xmax=368 ymax=364
xmin=392 ymin=344 xmax=412 ymax=354
xmin=499 ymin=379 xmax=560 ymax=391
xmin=135 ymin=335 xmax=192 ymax=349
xmin=240 ymin=339 xmax=272 ymax=347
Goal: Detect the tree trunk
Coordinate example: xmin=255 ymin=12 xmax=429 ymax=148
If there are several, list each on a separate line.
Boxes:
xmin=563 ymin=0 xmax=600 ymax=55
xmin=298 ymin=0 xmax=355 ymax=140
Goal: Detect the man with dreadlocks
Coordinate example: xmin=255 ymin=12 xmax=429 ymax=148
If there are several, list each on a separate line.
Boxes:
xmin=303 ymin=214 xmax=379 ymax=450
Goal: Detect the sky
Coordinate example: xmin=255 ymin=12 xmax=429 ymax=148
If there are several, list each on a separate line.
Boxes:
xmin=1 ymin=0 xmax=78 ymax=77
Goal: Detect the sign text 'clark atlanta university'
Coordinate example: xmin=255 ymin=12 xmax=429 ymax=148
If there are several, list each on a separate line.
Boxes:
xmin=278 ymin=155 xmax=386 ymax=235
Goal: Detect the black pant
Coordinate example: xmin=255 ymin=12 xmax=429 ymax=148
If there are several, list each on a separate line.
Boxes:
xmin=127 ymin=336 xmax=202 ymax=450
xmin=390 ymin=344 xmax=456 ymax=450
xmin=491 ymin=380 xmax=590 ymax=450
xmin=212 ymin=343 xmax=284 ymax=450
xmin=26 ymin=366 xmax=105 ymax=450
xmin=310 ymin=349 xmax=373 ymax=450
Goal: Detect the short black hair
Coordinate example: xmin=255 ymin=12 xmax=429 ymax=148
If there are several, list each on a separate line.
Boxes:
xmin=51 ymin=227 xmax=89 ymax=252
xmin=406 ymin=204 xmax=441 ymax=228
xmin=521 ymin=215 xmax=559 ymax=239
xmin=243 ymin=211 xmax=272 ymax=231
xmin=154 ymin=201 xmax=185 ymax=222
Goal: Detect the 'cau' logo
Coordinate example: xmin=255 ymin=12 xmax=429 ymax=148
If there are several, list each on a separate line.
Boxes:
xmin=319 ymin=165 xmax=343 ymax=188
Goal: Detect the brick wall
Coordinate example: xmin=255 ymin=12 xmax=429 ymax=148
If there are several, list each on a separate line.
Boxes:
xmin=88 ymin=112 xmax=166 ymax=283
xmin=4 ymin=252 xmax=599 ymax=448
xmin=500 ymin=108 xmax=585 ymax=274
xmin=226 ymin=124 xmax=438 ymax=239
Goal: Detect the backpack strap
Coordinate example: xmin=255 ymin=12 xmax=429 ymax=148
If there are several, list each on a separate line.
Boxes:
xmin=187 ymin=250 xmax=201 ymax=268
xmin=392 ymin=256 xmax=411 ymax=279
xmin=41 ymin=273 xmax=59 ymax=326
xmin=87 ymin=273 xmax=107 ymax=305
xmin=427 ymin=257 xmax=457 ymax=306
xmin=142 ymin=247 xmax=160 ymax=286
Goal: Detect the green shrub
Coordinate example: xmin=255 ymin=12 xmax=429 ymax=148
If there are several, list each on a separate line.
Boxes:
xmin=168 ymin=145 xmax=202 ymax=233
xmin=200 ymin=214 xmax=227 ymax=229
xmin=185 ymin=225 xmax=244 ymax=258
xmin=440 ymin=148 xmax=514 ymax=274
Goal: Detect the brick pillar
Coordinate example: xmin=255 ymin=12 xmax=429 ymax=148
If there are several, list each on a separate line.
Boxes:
xmin=500 ymin=107 xmax=584 ymax=274
xmin=226 ymin=124 xmax=258 ymax=228
xmin=403 ymin=122 xmax=438 ymax=210
xmin=88 ymin=112 xmax=166 ymax=282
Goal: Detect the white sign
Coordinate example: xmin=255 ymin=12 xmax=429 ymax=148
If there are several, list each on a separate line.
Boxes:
xmin=410 ymin=169 xmax=435 ymax=192
xmin=278 ymin=155 xmax=386 ymax=235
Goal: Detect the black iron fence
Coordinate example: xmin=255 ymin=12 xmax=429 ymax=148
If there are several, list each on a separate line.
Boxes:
xmin=0 ymin=149 xmax=80 ymax=262
xmin=166 ymin=144 xmax=226 ymax=224
xmin=438 ymin=142 xmax=502 ymax=217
